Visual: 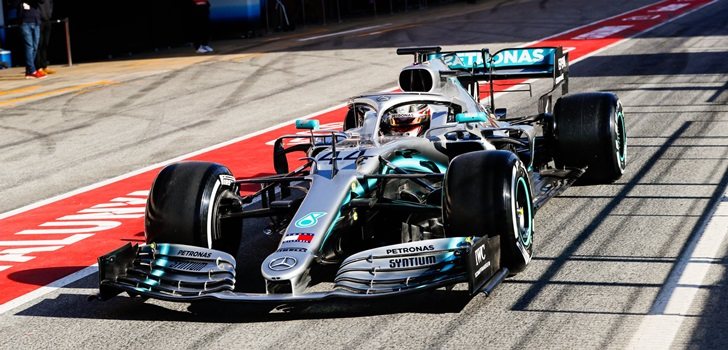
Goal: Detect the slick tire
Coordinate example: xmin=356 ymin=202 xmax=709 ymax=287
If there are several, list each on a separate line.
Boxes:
xmin=443 ymin=150 xmax=534 ymax=274
xmin=553 ymin=92 xmax=627 ymax=184
xmin=145 ymin=161 xmax=242 ymax=256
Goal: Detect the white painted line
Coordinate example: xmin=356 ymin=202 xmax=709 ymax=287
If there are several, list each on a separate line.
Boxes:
xmin=628 ymin=189 xmax=728 ymax=349
xmin=0 ymin=264 xmax=99 ymax=315
xmin=572 ymin=25 xmax=633 ymax=40
xmin=297 ymin=24 xmax=392 ymax=42
xmin=649 ymin=3 xmax=691 ymax=12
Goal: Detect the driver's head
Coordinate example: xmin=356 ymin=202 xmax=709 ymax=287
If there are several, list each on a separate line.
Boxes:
xmin=380 ymin=104 xmax=431 ymax=136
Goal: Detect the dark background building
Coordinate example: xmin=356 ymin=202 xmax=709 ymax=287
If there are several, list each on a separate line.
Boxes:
xmin=0 ymin=0 xmax=464 ymax=65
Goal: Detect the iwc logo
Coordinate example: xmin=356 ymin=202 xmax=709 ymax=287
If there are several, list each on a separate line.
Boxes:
xmin=219 ymin=174 xmax=236 ymax=186
xmin=268 ymin=256 xmax=297 ymax=271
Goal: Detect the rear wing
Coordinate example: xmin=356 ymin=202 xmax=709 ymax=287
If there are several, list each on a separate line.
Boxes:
xmin=398 ymin=46 xmax=569 ymax=112
xmin=427 ymin=47 xmax=568 ymax=81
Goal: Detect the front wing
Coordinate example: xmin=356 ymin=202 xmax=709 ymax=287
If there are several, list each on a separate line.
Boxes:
xmin=97 ymin=237 xmax=508 ymax=303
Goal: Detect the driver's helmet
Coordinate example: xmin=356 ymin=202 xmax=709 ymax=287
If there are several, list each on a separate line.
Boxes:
xmin=380 ymin=104 xmax=431 ymax=136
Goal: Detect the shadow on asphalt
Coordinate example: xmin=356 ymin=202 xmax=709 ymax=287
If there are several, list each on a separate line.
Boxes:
xmin=6 ymin=266 xmax=94 ymax=287
xmin=573 ymin=52 xmax=728 ymax=77
xmin=513 ymin=28 xmax=728 ymax=320
xmin=687 ymin=248 xmax=728 ymax=348
xmin=14 ymin=274 xmax=476 ymax=322
xmin=512 ymin=118 xmax=728 ymax=311
xmin=512 ymin=121 xmax=690 ymax=311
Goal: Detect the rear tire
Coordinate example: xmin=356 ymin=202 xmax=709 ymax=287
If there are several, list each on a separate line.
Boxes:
xmin=145 ymin=161 xmax=242 ymax=256
xmin=443 ymin=151 xmax=534 ymax=274
xmin=553 ymin=92 xmax=627 ymax=183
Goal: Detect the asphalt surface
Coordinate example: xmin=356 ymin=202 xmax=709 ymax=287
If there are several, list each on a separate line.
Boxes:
xmin=1 ymin=0 xmax=728 ymax=348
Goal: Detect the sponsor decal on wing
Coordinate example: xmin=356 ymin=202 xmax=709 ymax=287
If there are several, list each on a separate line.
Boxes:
xmin=431 ymin=48 xmax=555 ymax=70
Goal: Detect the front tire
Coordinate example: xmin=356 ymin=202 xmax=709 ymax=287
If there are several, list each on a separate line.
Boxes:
xmin=145 ymin=161 xmax=242 ymax=256
xmin=443 ymin=151 xmax=534 ymax=274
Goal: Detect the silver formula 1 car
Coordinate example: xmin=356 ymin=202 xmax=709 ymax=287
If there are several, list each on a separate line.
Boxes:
xmin=97 ymin=46 xmax=627 ymax=304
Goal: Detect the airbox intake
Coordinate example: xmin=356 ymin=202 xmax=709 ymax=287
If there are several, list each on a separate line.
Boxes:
xmin=399 ymin=68 xmax=436 ymax=92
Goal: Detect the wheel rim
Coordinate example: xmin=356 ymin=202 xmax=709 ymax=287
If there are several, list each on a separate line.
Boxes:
xmin=515 ymin=176 xmax=533 ymax=247
xmin=206 ymin=179 xmax=222 ymax=249
xmin=615 ymin=109 xmax=627 ymax=170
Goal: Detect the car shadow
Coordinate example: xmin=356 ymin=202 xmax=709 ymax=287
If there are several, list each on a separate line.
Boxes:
xmin=14 ymin=271 xmax=476 ymax=322
xmin=6 ymin=266 xmax=97 ymax=287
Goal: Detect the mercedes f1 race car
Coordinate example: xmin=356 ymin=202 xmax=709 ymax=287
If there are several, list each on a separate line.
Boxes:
xmin=97 ymin=45 xmax=627 ymax=304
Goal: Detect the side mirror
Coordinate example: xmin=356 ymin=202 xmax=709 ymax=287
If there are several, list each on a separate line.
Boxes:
xmin=295 ymin=119 xmax=320 ymax=130
xmin=494 ymin=108 xmax=507 ymax=119
xmin=455 ymin=112 xmax=487 ymax=123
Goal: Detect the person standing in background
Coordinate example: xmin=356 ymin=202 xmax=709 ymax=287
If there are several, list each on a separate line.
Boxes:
xmin=192 ymin=0 xmax=213 ymax=53
xmin=36 ymin=0 xmax=54 ymax=74
xmin=12 ymin=0 xmax=46 ymax=79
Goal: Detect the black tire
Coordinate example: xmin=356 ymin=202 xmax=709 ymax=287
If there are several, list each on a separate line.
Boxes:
xmin=443 ymin=150 xmax=534 ymax=274
xmin=553 ymin=92 xmax=627 ymax=183
xmin=145 ymin=161 xmax=242 ymax=256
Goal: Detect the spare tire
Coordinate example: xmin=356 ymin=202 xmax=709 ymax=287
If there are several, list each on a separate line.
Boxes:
xmin=145 ymin=161 xmax=242 ymax=256
xmin=553 ymin=92 xmax=627 ymax=183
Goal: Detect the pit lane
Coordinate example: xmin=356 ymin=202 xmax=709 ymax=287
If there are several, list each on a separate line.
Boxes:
xmin=1 ymin=0 xmax=727 ymax=348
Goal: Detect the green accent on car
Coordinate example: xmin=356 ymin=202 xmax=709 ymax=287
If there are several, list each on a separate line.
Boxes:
xmin=294 ymin=212 xmax=327 ymax=228
xmin=295 ymin=119 xmax=320 ymax=130
xmin=351 ymin=178 xmax=378 ymax=198
xmin=516 ymin=177 xmax=533 ymax=247
xmin=455 ymin=112 xmax=487 ymax=123
xmin=389 ymin=155 xmax=447 ymax=173
xmin=157 ymin=243 xmax=170 ymax=255
xmin=142 ymin=277 xmax=160 ymax=287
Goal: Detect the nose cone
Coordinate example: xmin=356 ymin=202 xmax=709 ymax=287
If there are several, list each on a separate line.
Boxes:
xmin=261 ymin=251 xmax=312 ymax=281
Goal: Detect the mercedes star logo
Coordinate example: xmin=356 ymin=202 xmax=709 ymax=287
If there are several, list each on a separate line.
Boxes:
xmin=268 ymin=256 xmax=297 ymax=271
